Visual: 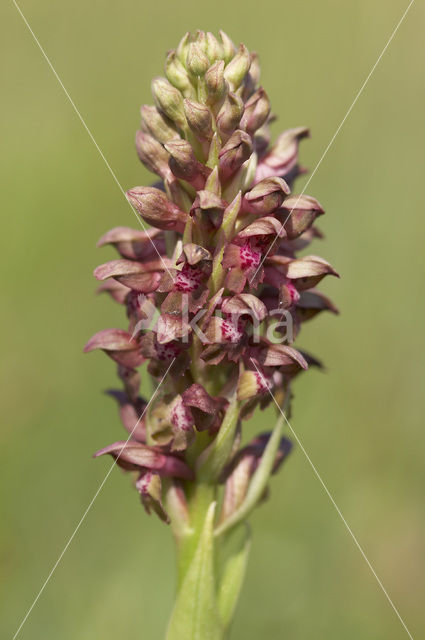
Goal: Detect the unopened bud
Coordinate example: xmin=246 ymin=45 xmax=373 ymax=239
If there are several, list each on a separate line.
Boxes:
xmin=183 ymin=99 xmax=213 ymax=140
xmin=126 ymin=186 xmax=188 ymax=231
xmin=240 ymin=87 xmax=270 ymax=134
xmin=219 ymin=30 xmax=236 ymax=63
xmin=151 ymin=77 xmax=187 ymax=131
xmin=164 ymin=138 xmax=211 ymax=189
xmin=205 ymin=32 xmax=222 ymax=62
xmin=218 ymin=129 xmax=253 ymax=181
xmin=186 ymin=42 xmax=210 ymax=77
xmin=216 ymin=91 xmax=244 ymax=137
xmin=165 ymin=50 xmax=193 ymax=96
xmin=140 ymin=105 xmax=178 ymax=143
xmin=223 ymin=43 xmax=251 ymax=89
xmin=205 ymin=60 xmax=227 ymax=107
xmin=135 ymin=130 xmax=170 ymax=178
xmin=243 ymin=176 xmax=290 ymax=214
xmin=176 ymin=31 xmax=190 ymax=63
xmin=194 ymin=30 xmax=207 ymax=52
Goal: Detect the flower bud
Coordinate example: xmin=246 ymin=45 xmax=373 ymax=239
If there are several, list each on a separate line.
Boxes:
xmin=126 ymin=186 xmax=188 ymax=232
xmin=183 ymin=99 xmax=213 ymax=140
xmin=240 ymin=87 xmax=270 ymax=134
xmin=205 ymin=60 xmax=227 ymax=107
xmin=140 ymin=105 xmax=178 ymax=144
xmin=223 ymin=43 xmax=251 ymax=89
xmin=135 ymin=130 xmax=170 ymax=178
xmin=176 ymin=31 xmax=190 ymax=62
xmin=164 ymin=139 xmax=211 ymax=189
xmin=165 ymin=50 xmax=193 ymax=96
xmin=216 ymin=92 xmax=244 ymax=137
xmin=194 ymin=29 xmax=207 ymax=51
xmin=205 ymin=31 xmax=223 ymax=62
xmin=243 ymin=176 xmax=290 ymax=214
xmin=186 ymin=42 xmax=210 ymax=77
xmin=219 ymin=129 xmax=253 ymax=182
xmin=219 ymin=30 xmax=236 ymax=63
xmin=151 ymin=77 xmax=187 ymax=131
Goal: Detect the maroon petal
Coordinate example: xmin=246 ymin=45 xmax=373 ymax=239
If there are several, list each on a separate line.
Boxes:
xmin=84 ymin=328 xmax=136 ymax=352
xmin=182 ymin=383 xmax=217 ymax=414
xmin=285 ymin=255 xmax=339 ymax=290
xmin=251 ymin=344 xmax=308 ymax=371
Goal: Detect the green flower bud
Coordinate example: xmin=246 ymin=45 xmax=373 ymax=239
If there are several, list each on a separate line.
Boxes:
xmin=151 ymin=77 xmax=187 ymax=131
xmin=224 ymin=44 xmax=251 ymax=90
xmin=164 ymin=138 xmax=211 ymax=189
xmin=135 ymin=130 xmax=170 ymax=178
xmin=216 ymin=92 xmax=244 ymax=137
xmin=183 ymin=99 xmax=213 ymax=140
xmin=219 ymin=30 xmax=236 ymax=63
xmin=176 ymin=31 xmax=190 ymax=63
xmin=165 ymin=50 xmax=194 ymax=97
xmin=205 ymin=31 xmax=223 ymax=62
xmin=186 ymin=42 xmax=210 ymax=77
xmin=140 ymin=105 xmax=178 ymax=143
xmin=194 ymin=29 xmax=207 ymax=52
xmin=205 ymin=60 xmax=227 ymax=107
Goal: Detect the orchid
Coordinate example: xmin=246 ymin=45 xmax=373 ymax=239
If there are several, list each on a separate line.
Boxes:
xmin=85 ymin=30 xmax=338 ymax=639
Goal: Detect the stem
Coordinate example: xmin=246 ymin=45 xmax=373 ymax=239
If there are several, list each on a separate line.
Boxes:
xmin=177 ymin=482 xmax=216 ymax=587
xmin=166 ymin=479 xmax=251 ymax=640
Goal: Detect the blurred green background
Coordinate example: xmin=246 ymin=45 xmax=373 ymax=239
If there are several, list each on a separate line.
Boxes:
xmin=1 ymin=1 xmax=424 ymax=638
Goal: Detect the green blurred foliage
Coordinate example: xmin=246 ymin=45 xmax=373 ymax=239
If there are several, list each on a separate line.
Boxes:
xmin=1 ymin=1 xmax=424 ymax=638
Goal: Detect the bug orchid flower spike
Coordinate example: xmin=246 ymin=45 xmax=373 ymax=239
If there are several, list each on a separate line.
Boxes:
xmin=85 ymin=29 xmax=338 ymax=640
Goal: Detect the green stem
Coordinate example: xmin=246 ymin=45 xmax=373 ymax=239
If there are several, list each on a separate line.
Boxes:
xmin=176 ymin=482 xmax=216 ymax=587
xmin=166 ymin=480 xmax=251 ymax=640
